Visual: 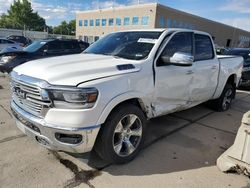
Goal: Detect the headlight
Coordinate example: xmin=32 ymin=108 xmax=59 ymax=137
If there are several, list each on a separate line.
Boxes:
xmin=0 ymin=55 xmax=16 ymax=63
xmin=48 ymin=88 xmax=98 ymax=109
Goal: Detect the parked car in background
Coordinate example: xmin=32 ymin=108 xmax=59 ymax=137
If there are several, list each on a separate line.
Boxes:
xmin=0 ymin=38 xmax=23 ymax=52
xmin=0 ymin=39 xmax=87 ymax=73
xmin=6 ymin=35 xmax=32 ymax=47
xmin=224 ymin=48 xmax=250 ymax=88
xmin=10 ymin=29 xmax=243 ymax=164
xmin=215 ymin=47 xmax=226 ymax=55
xmin=78 ymin=41 xmax=89 ymax=51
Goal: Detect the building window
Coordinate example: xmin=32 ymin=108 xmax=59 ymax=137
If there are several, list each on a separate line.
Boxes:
xmin=90 ymin=19 xmax=94 ymax=26
xmin=84 ymin=20 xmax=88 ymax=26
xmin=116 ymin=18 xmax=121 ymax=26
xmin=102 ymin=19 xmax=107 ymax=26
xmin=79 ymin=20 xmax=83 ymax=27
xmin=172 ymin=20 xmax=177 ymax=27
xmin=94 ymin=36 xmax=99 ymax=41
xmin=83 ymin=36 xmax=88 ymax=42
xmin=226 ymin=39 xmax=231 ymax=47
xmin=132 ymin=17 xmax=139 ymax=25
xmin=96 ymin=19 xmax=100 ymax=26
xmin=124 ymin=17 xmax=130 ymax=25
xmin=141 ymin=16 xmax=149 ymax=25
xmin=109 ymin=18 xmax=114 ymax=26
xmin=195 ymin=34 xmax=214 ymax=61
xmin=88 ymin=36 xmax=94 ymax=44
xmin=159 ymin=16 xmax=165 ymax=27
xmin=167 ymin=19 xmax=172 ymax=28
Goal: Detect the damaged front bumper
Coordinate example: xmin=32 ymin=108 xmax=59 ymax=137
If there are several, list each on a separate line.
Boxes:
xmin=11 ymin=101 xmax=100 ymax=153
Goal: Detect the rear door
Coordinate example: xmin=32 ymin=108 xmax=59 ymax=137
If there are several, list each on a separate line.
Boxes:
xmin=153 ymin=32 xmax=195 ymax=116
xmin=190 ymin=33 xmax=219 ymax=102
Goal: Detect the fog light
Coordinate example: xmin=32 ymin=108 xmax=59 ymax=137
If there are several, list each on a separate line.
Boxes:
xmin=36 ymin=136 xmax=49 ymax=146
xmin=55 ymin=133 xmax=83 ymax=144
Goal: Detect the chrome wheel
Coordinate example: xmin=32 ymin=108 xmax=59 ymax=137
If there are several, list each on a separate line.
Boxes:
xmin=222 ymin=88 xmax=233 ymax=110
xmin=112 ymin=114 xmax=143 ymax=157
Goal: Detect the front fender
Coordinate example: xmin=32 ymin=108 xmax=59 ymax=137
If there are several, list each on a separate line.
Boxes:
xmin=96 ymin=91 xmax=149 ymax=125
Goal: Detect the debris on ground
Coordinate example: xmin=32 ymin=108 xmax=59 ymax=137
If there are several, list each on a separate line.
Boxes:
xmin=226 ymin=164 xmax=250 ymax=179
xmin=51 ymin=151 xmax=101 ymax=188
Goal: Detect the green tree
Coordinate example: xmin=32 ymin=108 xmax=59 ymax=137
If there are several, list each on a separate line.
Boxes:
xmin=0 ymin=0 xmax=46 ymax=31
xmin=52 ymin=20 xmax=76 ymax=35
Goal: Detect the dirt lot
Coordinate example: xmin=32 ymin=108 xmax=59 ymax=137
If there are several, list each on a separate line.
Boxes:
xmin=0 ymin=74 xmax=250 ymax=188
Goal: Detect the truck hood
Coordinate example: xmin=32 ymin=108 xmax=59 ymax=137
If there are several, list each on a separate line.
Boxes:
xmin=13 ymin=54 xmax=141 ymax=86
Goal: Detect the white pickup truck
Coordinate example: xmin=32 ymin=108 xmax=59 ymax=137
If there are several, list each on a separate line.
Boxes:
xmin=10 ymin=29 xmax=243 ymax=164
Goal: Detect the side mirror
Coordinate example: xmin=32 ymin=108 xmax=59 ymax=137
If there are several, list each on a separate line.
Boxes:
xmin=161 ymin=52 xmax=194 ymax=66
xmin=42 ymin=49 xmax=48 ymax=55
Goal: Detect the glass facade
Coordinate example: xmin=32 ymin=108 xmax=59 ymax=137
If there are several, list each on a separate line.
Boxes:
xmin=167 ymin=18 xmax=195 ymax=29
xmin=141 ymin=16 xmax=149 ymax=25
xmin=124 ymin=17 xmax=130 ymax=25
xmin=132 ymin=17 xmax=139 ymax=25
xmin=159 ymin=16 xmax=166 ymax=27
xmin=79 ymin=16 xmax=151 ymax=27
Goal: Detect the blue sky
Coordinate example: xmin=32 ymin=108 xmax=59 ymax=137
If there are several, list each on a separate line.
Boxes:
xmin=0 ymin=0 xmax=250 ymax=31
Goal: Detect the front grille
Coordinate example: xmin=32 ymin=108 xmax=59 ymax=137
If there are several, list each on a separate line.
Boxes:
xmin=11 ymin=79 xmax=51 ymax=117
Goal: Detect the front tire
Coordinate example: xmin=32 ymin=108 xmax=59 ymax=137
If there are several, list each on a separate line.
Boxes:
xmin=94 ymin=104 xmax=146 ymax=164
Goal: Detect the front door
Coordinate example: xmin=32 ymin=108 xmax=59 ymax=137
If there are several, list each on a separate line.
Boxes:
xmin=153 ymin=32 xmax=194 ymax=116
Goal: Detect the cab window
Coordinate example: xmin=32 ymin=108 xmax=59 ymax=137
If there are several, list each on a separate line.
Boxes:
xmin=194 ymin=34 xmax=214 ymax=61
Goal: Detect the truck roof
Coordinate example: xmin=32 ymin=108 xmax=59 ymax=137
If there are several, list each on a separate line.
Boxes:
xmin=115 ymin=28 xmax=211 ymax=36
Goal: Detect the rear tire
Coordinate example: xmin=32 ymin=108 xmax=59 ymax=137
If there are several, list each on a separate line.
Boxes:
xmin=94 ymin=104 xmax=146 ymax=164
xmin=211 ymin=83 xmax=235 ymax=112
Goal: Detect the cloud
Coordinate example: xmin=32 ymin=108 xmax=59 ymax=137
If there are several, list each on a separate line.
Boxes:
xmin=89 ymin=1 xmax=125 ymax=10
xmin=220 ymin=0 xmax=250 ymax=13
xmin=220 ymin=17 xmax=250 ymax=31
xmin=88 ymin=0 xmax=154 ymax=10
xmin=0 ymin=0 xmax=13 ymax=14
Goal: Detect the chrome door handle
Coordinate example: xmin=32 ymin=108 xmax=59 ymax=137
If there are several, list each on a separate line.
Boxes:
xmin=186 ymin=70 xmax=194 ymax=75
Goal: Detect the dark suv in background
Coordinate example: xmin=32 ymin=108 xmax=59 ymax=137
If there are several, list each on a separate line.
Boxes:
xmin=224 ymin=48 xmax=250 ymax=88
xmin=7 ymin=35 xmax=32 ymax=47
xmin=0 ymin=39 xmax=89 ymax=73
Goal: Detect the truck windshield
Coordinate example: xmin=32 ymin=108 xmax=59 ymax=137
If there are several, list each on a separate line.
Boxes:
xmin=24 ymin=41 xmax=47 ymax=53
xmin=84 ymin=31 xmax=162 ymax=60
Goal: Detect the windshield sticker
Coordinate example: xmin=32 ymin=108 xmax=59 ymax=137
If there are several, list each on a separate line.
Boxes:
xmin=135 ymin=54 xmax=143 ymax=57
xmin=40 ymin=42 xmax=46 ymax=44
xmin=137 ymin=38 xmax=157 ymax=44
